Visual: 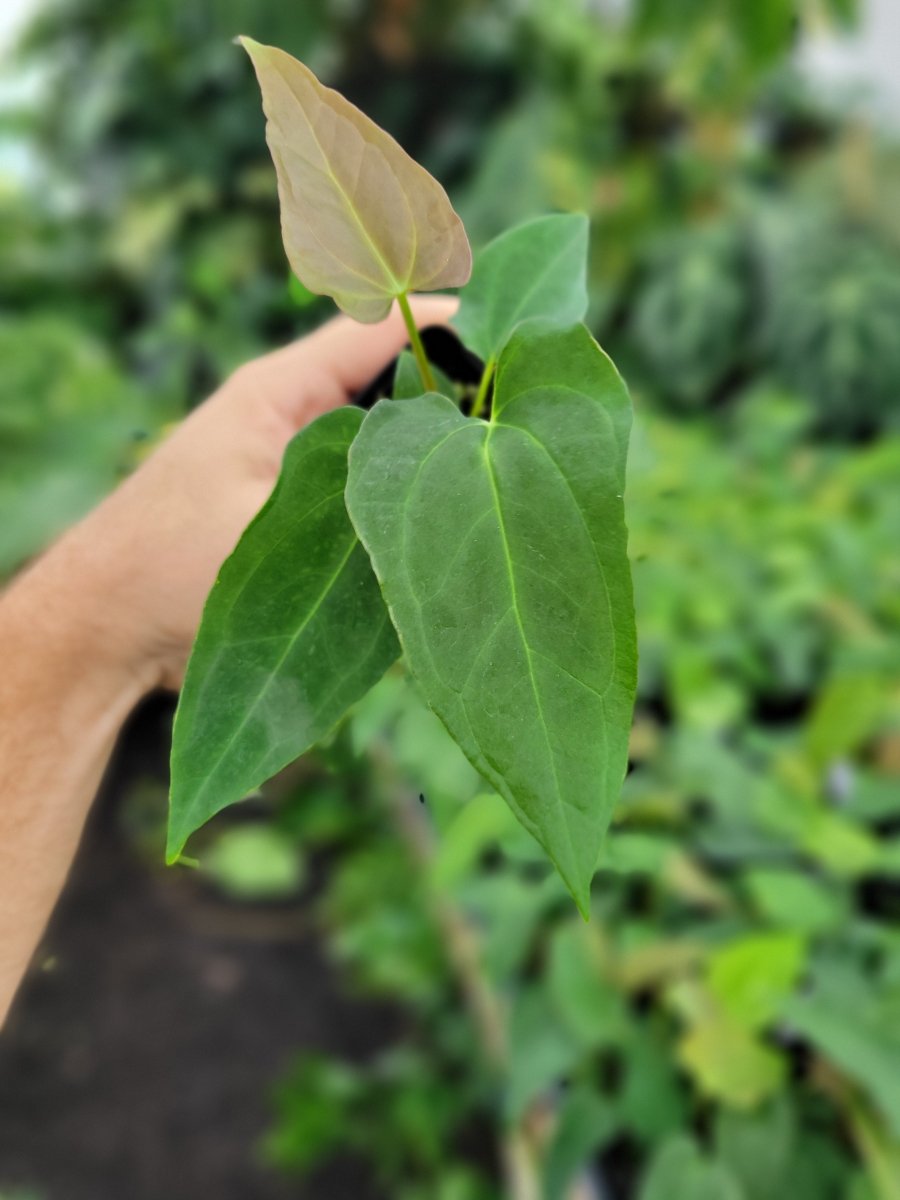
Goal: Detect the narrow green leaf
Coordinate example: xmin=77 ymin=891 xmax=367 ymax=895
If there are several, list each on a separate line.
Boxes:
xmin=453 ymin=213 xmax=589 ymax=361
xmin=392 ymin=350 xmax=454 ymax=401
xmin=167 ymin=407 xmax=398 ymax=860
xmin=346 ymin=323 xmax=636 ymax=911
xmin=393 ymin=350 xmax=425 ymax=400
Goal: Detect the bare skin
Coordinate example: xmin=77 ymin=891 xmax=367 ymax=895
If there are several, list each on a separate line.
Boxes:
xmin=0 ymin=296 xmax=456 ymax=1026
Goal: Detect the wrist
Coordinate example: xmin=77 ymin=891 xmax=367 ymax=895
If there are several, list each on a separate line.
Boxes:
xmin=8 ymin=524 xmax=163 ymax=707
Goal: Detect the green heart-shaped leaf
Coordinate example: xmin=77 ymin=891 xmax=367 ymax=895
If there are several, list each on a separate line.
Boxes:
xmin=346 ymin=323 xmax=636 ymax=911
xmin=241 ymin=38 xmax=472 ymax=322
xmin=167 ymin=406 xmax=398 ymax=861
xmin=454 ymin=213 xmax=589 ymax=361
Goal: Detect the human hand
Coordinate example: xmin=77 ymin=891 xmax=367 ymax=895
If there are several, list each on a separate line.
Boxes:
xmin=53 ymin=295 xmax=456 ymax=693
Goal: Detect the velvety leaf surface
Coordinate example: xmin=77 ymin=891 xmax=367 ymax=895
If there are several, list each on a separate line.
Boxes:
xmin=241 ymin=38 xmax=471 ymax=322
xmin=168 ymin=407 xmax=398 ymax=860
xmin=346 ymin=322 xmax=636 ymax=911
xmin=453 ymin=213 xmax=589 ymax=361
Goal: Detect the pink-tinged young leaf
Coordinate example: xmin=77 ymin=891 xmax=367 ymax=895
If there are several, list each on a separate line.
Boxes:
xmin=240 ymin=37 xmax=472 ymax=321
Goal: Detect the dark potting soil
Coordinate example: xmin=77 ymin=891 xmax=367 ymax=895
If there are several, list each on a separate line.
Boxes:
xmin=0 ymin=695 xmax=395 ymax=1200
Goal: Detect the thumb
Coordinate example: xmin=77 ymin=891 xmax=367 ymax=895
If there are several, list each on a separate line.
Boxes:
xmin=261 ymin=295 xmax=460 ymax=427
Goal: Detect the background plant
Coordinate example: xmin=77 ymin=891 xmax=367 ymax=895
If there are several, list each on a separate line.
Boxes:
xmin=6 ymin=1 xmax=900 ymax=1198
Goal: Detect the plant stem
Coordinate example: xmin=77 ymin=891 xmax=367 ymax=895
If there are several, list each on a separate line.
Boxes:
xmin=397 ymin=292 xmax=437 ymax=393
xmin=470 ymin=357 xmax=496 ymax=419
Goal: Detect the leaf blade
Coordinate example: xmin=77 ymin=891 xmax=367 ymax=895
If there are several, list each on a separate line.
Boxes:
xmin=167 ymin=407 xmax=398 ymax=860
xmin=345 ymin=323 xmax=636 ymax=909
xmin=393 ymin=349 xmax=455 ymax=401
xmin=240 ymin=38 xmax=471 ymax=322
xmin=454 ymin=213 xmax=590 ymax=360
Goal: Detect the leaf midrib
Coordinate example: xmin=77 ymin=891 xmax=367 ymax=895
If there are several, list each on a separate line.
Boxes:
xmin=497 ymin=415 xmax=618 ymax=679
xmin=481 ymin=425 xmax=578 ymax=874
xmin=272 ymin=55 xmax=405 ymax=293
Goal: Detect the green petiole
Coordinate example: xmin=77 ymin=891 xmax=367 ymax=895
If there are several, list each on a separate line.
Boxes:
xmin=470 ymin=357 xmax=496 ymax=420
xmin=397 ymin=292 xmax=438 ymax=393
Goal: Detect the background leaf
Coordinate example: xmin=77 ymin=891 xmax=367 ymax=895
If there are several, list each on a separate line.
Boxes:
xmin=454 ymin=213 xmax=589 ymax=361
xmin=677 ymin=1017 xmax=785 ymax=1110
xmin=542 ymin=1085 xmax=615 ymax=1200
xmin=346 ymin=322 xmax=636 ymax=911
xmin=714 ymin=1097 xmax=796 ymax=1200
xmin=241 ymin=38 xmax=471 ymax=322
xmin=707 ymin=932 xmax=806 ymax=1029
xmin=785 ymin=986 xmax=900 ymax=1138
xmin=205 ymin=825 xmax=304 ymax=899
xmin=168 ymin=406 xmax=398 ymax=859
xmin=393 ymin=350 xmax=454 ymax=401
xmin=640 ymin=1136 xmax=745 ymax=1200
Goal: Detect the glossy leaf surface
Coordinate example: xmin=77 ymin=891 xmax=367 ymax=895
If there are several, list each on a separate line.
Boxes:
xmin=168 ymin=407 xmax=398 ymax=860
xmin=454 ymin=213 xmax=589 ymax=360
xmin=346 ymin=322 xmax=636 ymax=911
xmin=241 ymin=38 xmax=471 ymax=322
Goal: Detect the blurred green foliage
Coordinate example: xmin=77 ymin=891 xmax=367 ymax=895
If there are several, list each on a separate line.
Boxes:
xmin=6 ymin=0 xmax=900 ymax=1196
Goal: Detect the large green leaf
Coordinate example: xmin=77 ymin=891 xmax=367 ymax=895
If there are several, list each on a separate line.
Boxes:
xmin=167 ymin=407 xmax=398 ymax=860
xmin=345 ymin=322 xmax=636 ymax=911
xmin=453 ymin=214 xmax=589 ymax=361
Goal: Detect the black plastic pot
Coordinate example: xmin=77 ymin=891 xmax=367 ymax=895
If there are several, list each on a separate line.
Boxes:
xmin=352 ymin=324 xmax=486 ymax=411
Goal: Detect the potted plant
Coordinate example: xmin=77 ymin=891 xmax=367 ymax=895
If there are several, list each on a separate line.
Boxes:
xmin=167 ymin=38 xmax=637 ymax=915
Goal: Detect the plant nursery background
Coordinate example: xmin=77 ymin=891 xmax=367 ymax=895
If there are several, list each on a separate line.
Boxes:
xmin=2 ymin=1 xmax=900 ymax=1198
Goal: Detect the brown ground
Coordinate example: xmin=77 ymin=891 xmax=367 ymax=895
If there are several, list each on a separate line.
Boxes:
xmin=0 ymin=696 xmax=390 ymax=1200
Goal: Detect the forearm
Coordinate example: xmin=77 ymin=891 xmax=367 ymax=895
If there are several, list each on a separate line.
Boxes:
xmin=0 ymin=529 xmax=154 ymax=1025
xmin=0 ymin=300 xmax=455 ymax=1027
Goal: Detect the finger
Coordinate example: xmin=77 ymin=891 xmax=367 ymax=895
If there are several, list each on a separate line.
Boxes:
xmin=274 ymin=294 xmax=459 ymax=397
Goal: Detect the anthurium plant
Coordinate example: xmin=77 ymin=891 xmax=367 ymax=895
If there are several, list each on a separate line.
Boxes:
xmin=167 ymin=38 xmax=637 ymax=914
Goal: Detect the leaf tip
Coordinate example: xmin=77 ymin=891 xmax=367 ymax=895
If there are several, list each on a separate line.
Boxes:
xmin=236 ymin=35 xmax=271 ymax=66
xmin=573 ymin=882 xmax=592 ymax=922
xmin=556 ymin=856 xmax=593 ymax=920
xmin=165 ymin=818 xmax=188 ymax=867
